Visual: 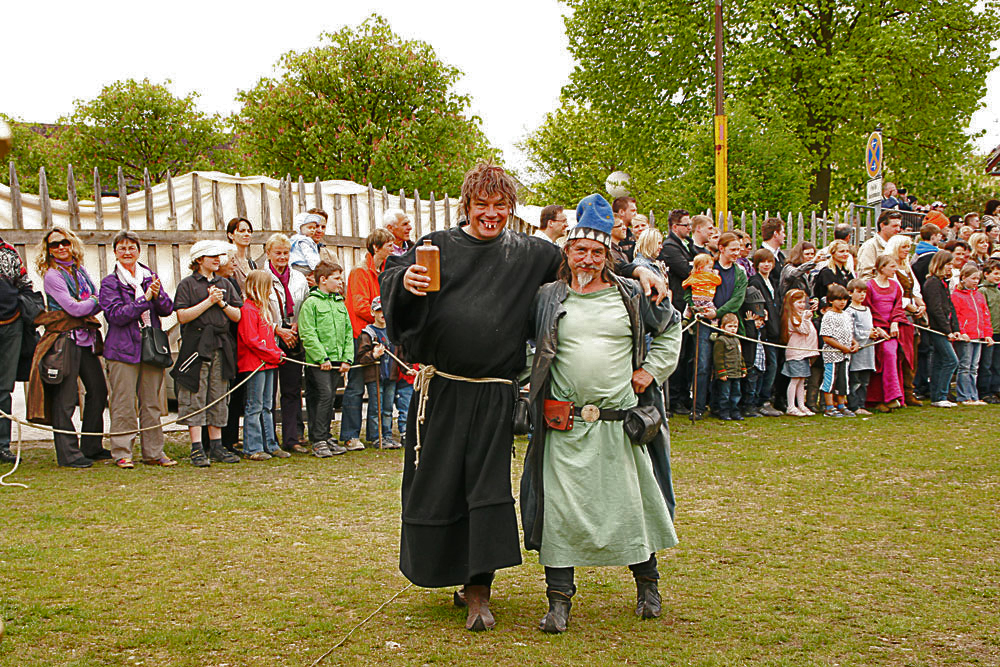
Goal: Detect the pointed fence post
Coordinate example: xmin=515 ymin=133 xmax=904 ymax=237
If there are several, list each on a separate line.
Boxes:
xmin=8 ymin=163 xmax=23 ymax=230
xmin=39 ymin=167 xmax=52 ymax=227
xmin=93 ymin=168 xmax=104 ymax=231
xmin=117 ymin=167 xmax=129 ymax=230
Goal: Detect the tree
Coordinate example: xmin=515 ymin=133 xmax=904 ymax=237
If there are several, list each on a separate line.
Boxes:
xmin=60 ymin=78 xmax=228 ymax=191
xmin=0 ymin=116 xmax=70 ymax=199
xmin=235 ymin=14 xmax=494 ymax=194
xmin=538 ymin=0 xmax=999 ymax=210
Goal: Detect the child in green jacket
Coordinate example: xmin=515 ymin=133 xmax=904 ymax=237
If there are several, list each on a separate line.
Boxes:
xmin=977 ymin=260 xmax=1000 ymax=402
xmin=298 ymin=261 xmax=354 ymax=457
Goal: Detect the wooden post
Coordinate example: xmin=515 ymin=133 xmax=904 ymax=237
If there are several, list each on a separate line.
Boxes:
xmin=39 ymin=167 xmax=52 ymax=227
xmin=8 ymin=163 xmax=23 ymax=230
xmin=166 ymin=171 xmax=178 ymax=230
xmin=413 ymin=189 xmax=422 ymax=238
xmin=810 ymin=211 xmax=817 ymax=245
xmin=281 ymin=176 xmax=294 ymax=232
xmin=260 ymin=183 xmax=271 ymax=231
xmin=848 ymin=203 xmax=857 ymax=245
xmin=297 ymin=175 xmax=306 ymax=213
xmin=93 ymin=168 xmax=104 ymax=231
xmin=278 ymin=176 xmax=290 ymax=232
xmin=797 ymin=212 xmax=804 ymax=246
xmin=66 ymin=165 xmax=80 ymax=230
xmin=143 ymin=168 xmax=154 ymax=230
xmin=429 ymin=192 xmax=437 ymax=233
xmin=314 ymin=177 xmax=324 ymax=210
xmin=98 ymin=243 xmax=107 ymax=277
xmin=236 ymin=182 xmax=248 ymax=220
xmin=212 ymin=180 xmax=224 ymax=230
xmin=382 ymin=186 xmax=389 ymax=210
xmin=444 ymin=194 xmax=451 ymax=227
xmin=350 ymin=193 xmax=360 ymax=239
xmin=751 ymin=211 xmax=757 ymax=244
xmin=192 ymin=173 xmax=203 ymax=231
xmin=147 ymin=243 xmax=158 ymax=278
xmin=399 ymin=188 xmax=406 ymax=213
xmin=172 ymin=244 xmax=182 ymax=288
xmin=740 ymin=211 xmax=746 ymax=234
xmin=332 ymin=193 xmax=343 ymax=237
xmin=117 ymin=167 xmax=129 ymax=230
xmin=367 ymin=183 xmax=377 ymax=233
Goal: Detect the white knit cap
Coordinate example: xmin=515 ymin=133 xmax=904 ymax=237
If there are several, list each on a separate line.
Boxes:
xmin=295 ymin=211 xmax=325 ymax=232
xmin=189 ymin=240 xmax=226 ymax=262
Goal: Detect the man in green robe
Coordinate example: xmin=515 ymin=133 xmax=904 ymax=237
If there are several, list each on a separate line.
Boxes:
xmin=521 ymin=193 xmax=682 ymax=633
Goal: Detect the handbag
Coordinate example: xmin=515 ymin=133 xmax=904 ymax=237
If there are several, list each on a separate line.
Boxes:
xmin=140 ymin=325 xmax=173 ymax=368
xmin=40 ymin=332 xmax=73 ymax=384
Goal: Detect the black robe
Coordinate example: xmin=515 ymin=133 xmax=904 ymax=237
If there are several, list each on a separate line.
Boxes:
xmin=379 ymin=226 xmax=561 ymax=588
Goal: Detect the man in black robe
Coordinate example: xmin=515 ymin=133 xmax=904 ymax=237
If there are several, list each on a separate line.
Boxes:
xmin=379 ymin=163 xmax=667 ymax=632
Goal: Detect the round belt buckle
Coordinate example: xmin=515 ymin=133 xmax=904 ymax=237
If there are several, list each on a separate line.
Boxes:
xmin=580 ymin=404 xmax=600 ymax=423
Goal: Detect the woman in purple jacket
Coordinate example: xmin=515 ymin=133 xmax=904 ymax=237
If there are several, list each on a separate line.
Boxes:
xmin=98 ymin=231 xmax=176 ymax=468
xmin=35 ymin=227 xmax=110 ymax=467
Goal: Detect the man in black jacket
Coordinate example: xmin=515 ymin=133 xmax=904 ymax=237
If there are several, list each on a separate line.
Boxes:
xmin=658 ymin=210 xmax=696 ymax=412
xmin=0 ymin=237 xmax=32 ymax=464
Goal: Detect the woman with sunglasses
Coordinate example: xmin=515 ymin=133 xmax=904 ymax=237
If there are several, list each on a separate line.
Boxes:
xmin=31 ymin=227 xmax=109 ymax=467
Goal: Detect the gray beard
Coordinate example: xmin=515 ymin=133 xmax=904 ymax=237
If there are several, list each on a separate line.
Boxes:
xmin=574 ymin=270 xmax=595 ymax=288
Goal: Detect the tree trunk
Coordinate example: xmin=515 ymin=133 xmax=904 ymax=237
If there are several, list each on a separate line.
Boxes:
xmin=810 ymin=163 xmax=832 ymax=211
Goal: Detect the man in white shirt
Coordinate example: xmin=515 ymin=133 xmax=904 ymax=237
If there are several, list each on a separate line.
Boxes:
xmin=533 ymin=205 xmax=568 ymax=245
xmin=857 ymin=211 xmax=903 ymax=280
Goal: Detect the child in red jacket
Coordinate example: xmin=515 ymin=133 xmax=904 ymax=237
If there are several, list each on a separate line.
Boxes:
xmin=238 ymin=270 xmax=288 ymax=460
xmin=951 ymin=263 xmax=995 ymax=405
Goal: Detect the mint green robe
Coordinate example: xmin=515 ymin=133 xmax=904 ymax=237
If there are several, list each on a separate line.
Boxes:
xmin=539 ymin=287 xmax=678 ymax=567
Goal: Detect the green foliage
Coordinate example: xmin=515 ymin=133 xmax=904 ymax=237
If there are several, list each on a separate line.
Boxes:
xmin=60 ymin=78 xmax=227 ymax=192
xmin=531 ymin=0 xmax=1000 ymax=211
xmin=234 ymin=14 xmax=494 ymax=195
xmin=0 ymin=116 xmax=70 ymax=200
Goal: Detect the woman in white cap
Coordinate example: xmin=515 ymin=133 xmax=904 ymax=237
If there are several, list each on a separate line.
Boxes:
xmin=171 ymin=240 xmax=243 ymax=467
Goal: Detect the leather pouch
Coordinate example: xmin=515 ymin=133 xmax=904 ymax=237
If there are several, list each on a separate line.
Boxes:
xmin=512 ymin=397 xmax=531 ymax=435
xmin=623 ymin=404 xmax=662 ymax=445
xmin=543 ymin=399 xmax=574 ymax=431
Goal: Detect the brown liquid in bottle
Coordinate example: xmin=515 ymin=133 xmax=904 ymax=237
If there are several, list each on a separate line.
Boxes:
xmin=415 ymin=240 xmax=440 ymax=292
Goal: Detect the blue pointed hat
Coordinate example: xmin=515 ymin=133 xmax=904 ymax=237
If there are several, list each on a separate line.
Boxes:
xmin=568 ymin=193 xmax=614 ymax=248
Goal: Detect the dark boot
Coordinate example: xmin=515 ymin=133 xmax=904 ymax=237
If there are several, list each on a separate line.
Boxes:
xmin=190 ymin=443 xmax=210 ymax=468
xmin=208 ymin=439 xmax=239 ymax=464
xmin=0 ymin=446 xmax=16 ymax=464
xmin=463 ymin=584 xmax=495 ymax=631
xmin=453 ymin=586 xmax=467 ymax=608
xmin=539 ymin=590 xmax=572 ymax=633
xmin=635 ymin=577 xmax=661 ymax=619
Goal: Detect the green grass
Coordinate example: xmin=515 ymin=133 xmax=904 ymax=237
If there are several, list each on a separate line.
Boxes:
xmin=1 ymin=408 xmax=998 ymax=666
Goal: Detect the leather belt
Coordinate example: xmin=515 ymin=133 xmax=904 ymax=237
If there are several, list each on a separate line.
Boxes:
xmin=573 ymin=404 xmax=627 ymax=423
xmin=0 ymin=311 xmax=21 ymax=326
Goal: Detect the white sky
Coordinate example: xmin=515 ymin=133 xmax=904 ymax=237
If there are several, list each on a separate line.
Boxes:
xmin=3 ymin=0 xmax=998 ymax=179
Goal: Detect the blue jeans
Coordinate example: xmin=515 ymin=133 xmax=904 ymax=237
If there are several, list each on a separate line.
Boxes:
xmin=340 ymin=337 xmax=365 ymax=440
xmin=716 ymin=378 xmax=741 ymax=417
xmin=848 ymin=369 xmax=872 ymax=411
xmin=365 ymin=378 xmax=396 ymax=442
xmin=928 ymin=333 xmax=960 ymax=402
xmin=244 ymin=369 xmax=279 ymax=454
xmin=741 ymin=367 xmax=762 ymax=411
xmin=759 ymin=345 xmax=778 ymax=404
xmin=954 ymin=341 xmax=982 ymax=402
xmin=694 ymin=322 xmax=714 ymax=414
xmin=977 ymin=334 xmax=1000 ymax=397
xmin=394 ymin=381 xmax=413 ymax=435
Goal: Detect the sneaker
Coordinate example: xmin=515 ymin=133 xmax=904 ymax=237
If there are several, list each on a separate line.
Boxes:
xmin=786 ymin=407 xmax=805 ymax=417
xmin=383 ymin=439 xmax=402 ymax=450
xmin=313 ymin=442 xmax=334 ymax=458
xmin=823 ymin=408 xmax=843 ymax=418
xmin=730 ymin=412 xmax=744 ymax=421
xmin=269 ymin=448 xmax=292 ymax=458
xmin=327 ymin=440 xmax=348 ymax=455
xmin=719 ymin=414 xmax=732 ymax=421
xmin=740 ymin=408 xmax=760 ymax=418
xmin=962 ymin=399 xmax=987 ymax=406
xmin=983 ymin=395 xmax=1000 ymax=404
xmin=289 ymin=444 xmax=310 ymax=454
xmin=343 ymin=438 xmax=365 ymax=451
xmin=759 ymin=403 xmax=783 ymax=417
xmin=190 ymin=448 xmax=211 ymax=467
xmin=931 ymin=400 xmax=956 ymax=408
xmin=248 ymin=452 xmax=272 ymax=461
xmin=837 ymin=406 xmax=856 ymax=417
xmin=115 ymin=458 xmax=134 ymax=469
xmin=853 ymin=408 xmax=872 ymax=415
xmin=801 ymin=407 xmax=816 ymax=416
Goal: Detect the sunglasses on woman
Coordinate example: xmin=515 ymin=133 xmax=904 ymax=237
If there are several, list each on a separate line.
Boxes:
xmin=47 ymin=239 xmax=72 ymax=249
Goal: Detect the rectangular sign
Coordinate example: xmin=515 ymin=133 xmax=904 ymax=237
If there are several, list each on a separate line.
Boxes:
xmin=866 ymin=178 xmax=883 ymax=205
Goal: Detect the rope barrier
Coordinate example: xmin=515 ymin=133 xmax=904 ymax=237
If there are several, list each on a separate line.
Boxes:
xmin=0 ymin=421 xmax=27 ymax=489
xmin=309 ymin=582 xmax=413 ymax=665
xmin=689 ymin=315 xmax=890 ymax=354
xmin=911 ymin=321 xmax=994 ymax=345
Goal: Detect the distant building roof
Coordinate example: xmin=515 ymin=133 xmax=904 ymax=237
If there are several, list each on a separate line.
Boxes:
xmin=987 ymin=144 xmax=1000 ymax=176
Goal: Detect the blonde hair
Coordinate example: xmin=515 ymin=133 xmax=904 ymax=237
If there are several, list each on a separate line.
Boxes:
xmin=35 ymin=226 xmax=85 ymax=275
xmin=692 ymin=253 xmax=713 ymax=271
xmin=264 ymin=233 xmax=291 ymax=254
xmin=882 ymin=234 xmax=912 ymax=261
xmin=635 ymin=228 xmax=663 ymax=260
xmin=244 ymin=270 xmax=275 ymax=328
xmin=969 ymin=232 xmax=991 ymax=257
xmin=826 ymin=239 xmax=852 ymax=269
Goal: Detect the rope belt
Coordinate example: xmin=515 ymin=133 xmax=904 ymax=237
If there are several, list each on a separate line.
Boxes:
xmin=412 ymin=365 xmax=514 ymax=469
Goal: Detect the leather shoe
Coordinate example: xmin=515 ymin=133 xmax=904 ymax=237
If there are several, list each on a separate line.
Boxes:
xmin=539 ymin=591 xmax=572 ymax=633
xmin=88 ymin=449 xmax=113 ymax=461
xmin=463 ymin=584 xmax=495 ymax=631
xmin=0 ymin=447 xmax=16 ymax=464
xmin=635 ymin=578 xmax=661 ymax=619
xmin=904 ymin=394 xmax=923 ymax=407
xmin=62 ymin=457 xmax=94 ymax=469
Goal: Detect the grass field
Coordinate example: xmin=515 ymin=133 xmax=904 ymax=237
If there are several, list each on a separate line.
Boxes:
xmin=1 ymin=408 xmax=998 ymax=666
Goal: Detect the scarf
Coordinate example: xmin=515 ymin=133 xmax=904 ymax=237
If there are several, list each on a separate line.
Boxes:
xmin=269 ymin=263 xmax=294 ymax=320
xmin=54 ymin=259 xmax=94 ymax=299
xmin=115 ymin=261 xmax=153 ymax=326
